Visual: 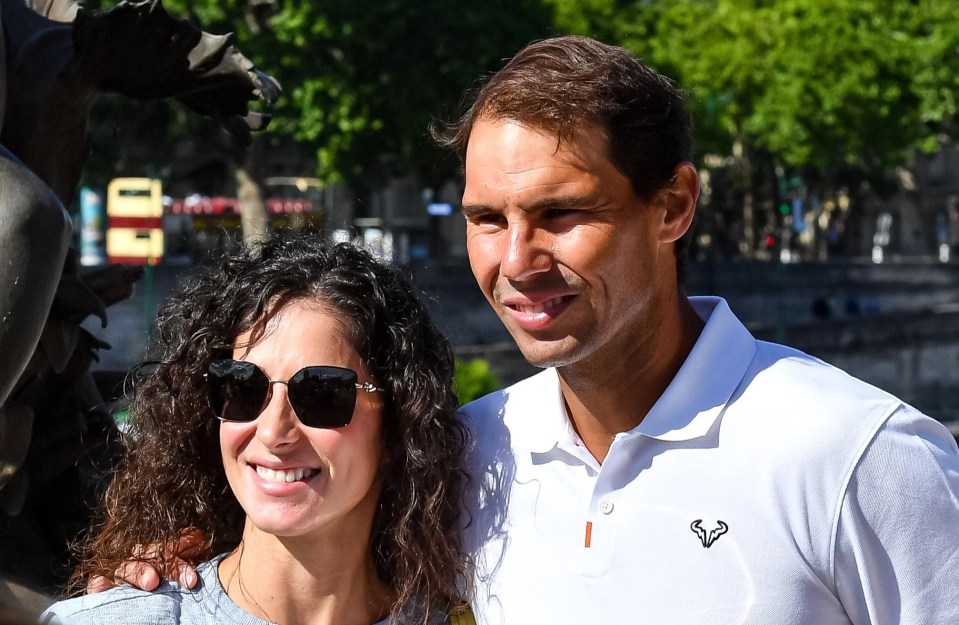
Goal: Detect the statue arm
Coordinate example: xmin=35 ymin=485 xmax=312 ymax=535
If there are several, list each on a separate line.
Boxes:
xmin=0 ymin=146 xmax=72 ymax=407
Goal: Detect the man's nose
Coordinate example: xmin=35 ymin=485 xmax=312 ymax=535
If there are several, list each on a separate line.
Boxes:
xmin=501 ymin=222 xmax=551 ymax=281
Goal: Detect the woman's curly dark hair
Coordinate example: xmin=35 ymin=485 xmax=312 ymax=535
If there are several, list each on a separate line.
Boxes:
xmin=69 ymin=234 xmax=471 ymax=623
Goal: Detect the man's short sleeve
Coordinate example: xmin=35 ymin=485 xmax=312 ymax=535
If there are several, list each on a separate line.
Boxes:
xmin=834 ymin=407 xmax=959 ymax=624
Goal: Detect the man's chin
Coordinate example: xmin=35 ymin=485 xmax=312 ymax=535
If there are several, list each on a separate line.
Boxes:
xmin=513 ymin=336 xmax=582 ymax=369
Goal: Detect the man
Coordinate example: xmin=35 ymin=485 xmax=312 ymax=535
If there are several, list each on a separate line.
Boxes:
xmin=442 ymin=35 xmax=959 ymax=624
xmin=93 ymin=35 xmax=959 ymax=624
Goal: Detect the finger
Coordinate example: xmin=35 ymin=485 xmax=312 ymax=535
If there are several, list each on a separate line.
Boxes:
xmin=114 ymin=560 xmax=138 ymax=585
xmin=114 ymin=561 xmax=161 ymax=591
xmin=135 ymin=565 xmax=162 ymax=591
xmin=85 ymin=575 xmax=114 ymax=594
xmin=173 ymin=560 xmax=198 ymax=589
xmin=130 ymin=542 xmax=161 ymax=560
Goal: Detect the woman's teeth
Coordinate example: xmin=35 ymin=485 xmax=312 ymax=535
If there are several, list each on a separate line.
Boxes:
xmin=256 ymin=466 xmax=319 ymax=483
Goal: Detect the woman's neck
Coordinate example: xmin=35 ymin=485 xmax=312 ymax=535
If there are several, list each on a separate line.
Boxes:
xmin=218 ymin=527 xmax=394 ymax=625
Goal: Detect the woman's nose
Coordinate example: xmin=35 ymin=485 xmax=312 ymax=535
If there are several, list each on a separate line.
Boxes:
xmin=254 ymin=382 xmax=300 ymax=448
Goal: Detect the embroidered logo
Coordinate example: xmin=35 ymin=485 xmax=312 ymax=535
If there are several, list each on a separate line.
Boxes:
xmin=690 ymin=519 xmax=728 ymax=548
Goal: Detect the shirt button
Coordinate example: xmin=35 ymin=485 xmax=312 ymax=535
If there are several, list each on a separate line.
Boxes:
xmin=599 ymin=499 xmax=614 ymax=514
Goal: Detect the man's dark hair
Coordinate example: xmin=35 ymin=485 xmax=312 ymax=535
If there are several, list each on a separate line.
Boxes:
xmin=436 ymin=35 xmax=695 ymax=282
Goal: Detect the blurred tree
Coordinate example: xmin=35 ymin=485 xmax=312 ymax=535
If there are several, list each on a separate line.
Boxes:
xmin=453 ymin=358 xmax=501 ymax=406
xmin=540 ymin=0 xmax=646 ymax=42
xmin=543 ymin=0 xmax=959 ymax=258
xmin=648 ymin=1 xmax=957 ymax=170
xmin=78 ymin=1 xmax=959 ymax=257
xmin=644 ymin=0 xmax=959 ymax=257
xmin=154 ymin=0 xmax=553 ymax=190
xmin=286 ymin=1 xmax=552 ymax=188
xmin=79 ymin=0 xmax=554 ymax=242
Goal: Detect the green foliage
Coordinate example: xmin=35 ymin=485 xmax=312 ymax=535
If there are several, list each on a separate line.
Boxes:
xmin=639 ymin=0 xmax=959 ymax=178
xmin=82 ymin=0 xmax=959 ymax=217
xmin=530 ymin=0 xmax=959 ymax=256
xmin=163 ymin=0 xmax=554 ymax=189
xmin=82 ymin=0 xmax=554 ymax=191
xmin=541 ymin=0 xmax=643 ymax=42
xmin=545 ymin=0 xmax=959 ymax=189
xmin=453 ymin=358 xmax=502 ymax=406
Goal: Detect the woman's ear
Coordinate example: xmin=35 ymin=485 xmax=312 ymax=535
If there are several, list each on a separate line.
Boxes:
xmin=659 ymin=162 xmax=699 ymax=243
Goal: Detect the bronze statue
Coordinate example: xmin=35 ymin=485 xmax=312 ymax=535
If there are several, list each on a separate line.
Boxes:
xmin=0 ymin=0 xmax=280 ymax=597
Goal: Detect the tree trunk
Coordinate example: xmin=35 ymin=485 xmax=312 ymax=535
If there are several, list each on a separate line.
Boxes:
xmin=236 ymin=165 xmax=269 ymax=247
xmin=733 ymin=140 xmax=756 ymax=257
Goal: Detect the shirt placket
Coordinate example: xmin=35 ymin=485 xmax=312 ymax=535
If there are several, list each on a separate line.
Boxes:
xmin=583 ymin=432 xmax=636 ymax=579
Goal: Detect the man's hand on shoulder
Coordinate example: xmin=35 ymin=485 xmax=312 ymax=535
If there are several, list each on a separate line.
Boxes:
xmin=84 ymin=529 xmax=207 ymax=593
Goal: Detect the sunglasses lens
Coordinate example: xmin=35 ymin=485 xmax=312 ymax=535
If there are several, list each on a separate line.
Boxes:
xmin=208 ymin=360 xmax=269 ymax=422
xmin=288 ymin=366 xmax=359 ymax=428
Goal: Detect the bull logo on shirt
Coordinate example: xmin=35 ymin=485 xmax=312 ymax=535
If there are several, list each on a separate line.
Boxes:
xmin=690 ymin=519 xmax=728 ymax=548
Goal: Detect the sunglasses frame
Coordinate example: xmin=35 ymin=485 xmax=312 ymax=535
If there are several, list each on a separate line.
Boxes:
xmin=205 ymin=359 xmax=383 ymax=429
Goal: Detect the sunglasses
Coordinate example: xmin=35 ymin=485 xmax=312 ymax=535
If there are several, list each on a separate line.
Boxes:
xmin=206 ymin=359 xmax=383 ymax=429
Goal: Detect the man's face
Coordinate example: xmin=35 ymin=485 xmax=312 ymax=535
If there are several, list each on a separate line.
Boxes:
xmin=462 ymin=118 xmax=686 ymax=371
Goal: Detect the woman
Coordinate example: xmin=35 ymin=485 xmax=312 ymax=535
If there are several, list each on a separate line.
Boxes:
xmin=42 ymin=235 xmax=471 ymax=625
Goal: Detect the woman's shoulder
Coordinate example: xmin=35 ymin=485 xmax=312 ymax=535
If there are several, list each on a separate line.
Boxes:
xmin=41 ymin=583 xmax=192 ymax=625
xmin=40 ymin=559 xmax=225 ymax=625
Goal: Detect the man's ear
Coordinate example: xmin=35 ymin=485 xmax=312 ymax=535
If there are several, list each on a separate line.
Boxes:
xmin=659 ymin=162 xmax=699 ymax=243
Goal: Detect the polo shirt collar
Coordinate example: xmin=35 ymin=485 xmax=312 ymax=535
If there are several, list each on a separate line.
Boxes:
xmin=636 ymin=296 xmax=756 ymax=441
xmin=504 ymin=297 xmax=756 ymax=451
xmin=502 ymin=368 xmax=577 ymax=454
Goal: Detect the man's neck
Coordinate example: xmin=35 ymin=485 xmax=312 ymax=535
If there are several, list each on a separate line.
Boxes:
xmin=557 ymin=295 xmax=704 ymax=463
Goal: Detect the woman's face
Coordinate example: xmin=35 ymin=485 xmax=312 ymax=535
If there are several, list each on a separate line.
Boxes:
xmin=219 ymin=300 xmax=386 ymax=542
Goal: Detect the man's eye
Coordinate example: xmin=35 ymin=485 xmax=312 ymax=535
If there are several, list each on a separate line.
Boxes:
xmin=544 ymin=208 xmax=578 ymax=219
xmin=469 ymin=212 xmax=506 ymax=227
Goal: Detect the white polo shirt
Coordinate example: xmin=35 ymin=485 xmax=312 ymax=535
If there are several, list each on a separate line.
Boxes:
xmin=460 ymin=297 xmax=959 ymax=625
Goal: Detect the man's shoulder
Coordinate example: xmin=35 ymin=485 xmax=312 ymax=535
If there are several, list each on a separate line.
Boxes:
xmin=731 ymin=338 xmax=934 ymax=460
xmin=41 ymin=578 xmax=202 ymax=625
xmin=747 ymin=339 xmax=901 ymax=411
xmin=459 ymin=368 xmax=555 ymax=420
xmin=458 ymin=368 xmax=560 ymax=459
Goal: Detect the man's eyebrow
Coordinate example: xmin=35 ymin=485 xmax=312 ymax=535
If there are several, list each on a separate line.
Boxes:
xmin=462 ymin=194 xmax=595 ymax=216
xmin=526 ymin=195 xmax=594 ymax=210
xmin=461 ymin=202 xmax=494 ymax=217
